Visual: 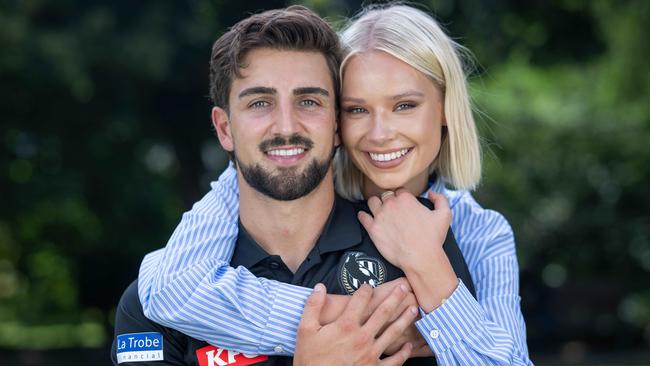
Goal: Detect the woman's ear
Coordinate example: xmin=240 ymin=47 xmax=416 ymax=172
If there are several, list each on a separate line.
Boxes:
xmin=212 ymin=107 xmax=234 ymax=152
xmin=334 ymin=123 xmax=341 ymax=148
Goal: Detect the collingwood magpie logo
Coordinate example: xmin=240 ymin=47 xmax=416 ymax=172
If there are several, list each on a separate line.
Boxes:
xmin=339 ymin=252 xmax=386 ymax=294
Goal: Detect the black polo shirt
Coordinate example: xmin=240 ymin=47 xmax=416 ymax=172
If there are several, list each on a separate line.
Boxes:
xmin=112 ymin=195 xmax=475 ymax=366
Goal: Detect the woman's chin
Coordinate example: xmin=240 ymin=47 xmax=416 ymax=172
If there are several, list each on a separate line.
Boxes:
xmin=364 ymin=176 xmax=410 ymax=196
xmin=363 ymin=170 xmax=430 ymax=197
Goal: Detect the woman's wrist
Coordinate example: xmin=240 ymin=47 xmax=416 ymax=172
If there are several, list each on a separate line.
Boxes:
xmin=402 ymin=249 xmax=458 ymax=312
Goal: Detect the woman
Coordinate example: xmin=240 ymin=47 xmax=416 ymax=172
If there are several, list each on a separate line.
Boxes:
xmin=139 ymin=4 xmax=532 ymax=364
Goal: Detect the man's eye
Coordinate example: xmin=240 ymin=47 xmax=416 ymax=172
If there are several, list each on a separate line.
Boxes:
xmin=250 ymin=101 xmax=269 ymax=108
xmin=300 ymin=99 xmax=319 ymax=107
xmin=395 ymin=103 xmax=416 ymax=111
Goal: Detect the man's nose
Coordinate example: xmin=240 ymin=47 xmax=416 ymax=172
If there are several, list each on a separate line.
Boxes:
xmin=272 ymin=100 xmax=302 ymax=136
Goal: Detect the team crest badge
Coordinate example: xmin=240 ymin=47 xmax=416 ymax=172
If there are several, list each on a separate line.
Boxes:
xmin=339 ymin=251 xmax=386 ymax=294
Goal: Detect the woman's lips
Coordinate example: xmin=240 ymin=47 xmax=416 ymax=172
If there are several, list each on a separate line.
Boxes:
xmin=365 ymin=147 xmax=412 ymax=168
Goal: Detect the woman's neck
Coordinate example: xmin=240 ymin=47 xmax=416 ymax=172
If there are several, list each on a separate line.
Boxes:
xmin=362 ymin=170 xmax=430 ymax=199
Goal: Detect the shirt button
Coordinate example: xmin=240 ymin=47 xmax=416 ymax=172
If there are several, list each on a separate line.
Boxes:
xmin=274 ymin=345 xmax=283 ymax=353
xmin=429 ymin=329 xmax=440 ymax=339
xmin=269 ymin=261 xmax=280 ymax=269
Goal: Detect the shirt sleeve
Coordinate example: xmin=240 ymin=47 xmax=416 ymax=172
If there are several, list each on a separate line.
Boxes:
xmin=137 ymin=163 xmax=312 ymax=356
xmin=414 ymin=192 xmax=534 ymax=365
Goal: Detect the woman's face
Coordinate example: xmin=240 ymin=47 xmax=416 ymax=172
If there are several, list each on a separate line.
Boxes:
xmin=340 ymin=50 xmax=445 ymax=197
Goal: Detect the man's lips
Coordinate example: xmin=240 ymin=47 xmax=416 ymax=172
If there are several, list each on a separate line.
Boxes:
xmin=265 ymin=147 xmax=306 ymax=157
xmin=263 ymin=146 xmax=309 ymax=165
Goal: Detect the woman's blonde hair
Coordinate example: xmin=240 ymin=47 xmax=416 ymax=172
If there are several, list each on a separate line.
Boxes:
xmin=333 ymin=4 xmax=481 ymax=201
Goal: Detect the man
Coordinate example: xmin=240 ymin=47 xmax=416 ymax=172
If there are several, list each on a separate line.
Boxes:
xmin=112 ymin=7 xmax=417 ymax=365
xmin=112 ymin=6 xmax=474 ymax=365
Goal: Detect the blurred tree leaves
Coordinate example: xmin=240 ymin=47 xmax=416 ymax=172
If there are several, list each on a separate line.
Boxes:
xmin=0 ymin=0 xmax=648 ymax=351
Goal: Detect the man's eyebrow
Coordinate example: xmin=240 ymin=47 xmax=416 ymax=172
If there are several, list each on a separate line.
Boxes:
xmin=238 ymin=87 xmax=276 ymax=99
xmin=294 ymin=87 xmax=330 ymax=97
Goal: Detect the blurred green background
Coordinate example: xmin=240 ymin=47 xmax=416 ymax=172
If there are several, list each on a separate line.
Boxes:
xmin=1 ymin=0 xmax=649 ymax=365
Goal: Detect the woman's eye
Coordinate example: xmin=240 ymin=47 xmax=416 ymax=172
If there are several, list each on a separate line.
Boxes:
xmin=250 ymin=100 xmax=269 ymax=109
xmin=345 ymin=107 xmax=367 ymax=114
xmin=395 ymin=103 xmax=416 ymax=111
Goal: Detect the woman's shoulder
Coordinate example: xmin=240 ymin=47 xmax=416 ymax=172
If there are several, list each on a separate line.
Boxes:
xmin=441 ymin=186 xmax=516 ymax=261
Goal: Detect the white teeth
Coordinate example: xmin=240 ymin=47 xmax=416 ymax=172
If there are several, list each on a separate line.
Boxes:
xmin=267 ymin=148 xmax=305 ymax=157
xmin=369 ymin=148 xmax=409 ymax=162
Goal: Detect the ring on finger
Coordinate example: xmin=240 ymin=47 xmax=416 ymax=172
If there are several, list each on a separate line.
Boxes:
xmin=380 ymin=190 xmax=395 ymax=201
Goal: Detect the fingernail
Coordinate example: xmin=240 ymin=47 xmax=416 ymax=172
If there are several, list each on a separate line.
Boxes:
xmin=410 ymin=306 xmax=418 ymax=315
xmin=313 ymin=283 xmax=324 ymax=293
xmin=400 ymin=284 xmax=408 ymax=292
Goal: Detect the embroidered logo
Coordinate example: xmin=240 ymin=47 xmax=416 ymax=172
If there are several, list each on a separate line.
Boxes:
xmin=196 ymin=345 xmax=268 ymax=366
xmin=116 ymin=332 xmax=164 ymax=363
xmin=339 ymin=251 xmax=386 ymax=294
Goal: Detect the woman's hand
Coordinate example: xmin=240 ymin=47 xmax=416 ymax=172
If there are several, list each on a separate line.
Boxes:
xmin=358 ymin=189 xmax=451 ymax=270
xmin=358 ymin=189 xmax=458 ymax=312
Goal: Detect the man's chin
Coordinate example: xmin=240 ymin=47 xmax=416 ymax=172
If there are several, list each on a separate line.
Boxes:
xmin=237 ymin=158 xmax=331 ymax=201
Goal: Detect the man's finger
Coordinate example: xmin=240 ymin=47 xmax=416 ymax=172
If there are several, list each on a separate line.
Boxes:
xmin=410 ymin=342 xmax=435 ymax=358
xmin=363 ymin=285 xmax=407 ymax=336
xmin=342 ymin=284 xmax=373 ymax=323
xmin=374 ymin=306 xmax=418 ymax=355
xmin=298 ymin=283 xmax=326 ymax=332
xmin=379 ymin=342 xmax=412 ymax=366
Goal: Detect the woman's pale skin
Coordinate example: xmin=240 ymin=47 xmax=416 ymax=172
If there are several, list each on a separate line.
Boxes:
xmin=340 ymin=50 xmax=458 ymax=312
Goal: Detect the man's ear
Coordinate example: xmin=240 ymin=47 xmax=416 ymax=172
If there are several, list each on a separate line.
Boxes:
xmin=212 ymin=107 xmax=234 ymax=152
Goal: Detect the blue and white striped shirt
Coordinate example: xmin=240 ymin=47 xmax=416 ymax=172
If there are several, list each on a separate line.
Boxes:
xmin=138 ymin=164 xmax=533 ymax=365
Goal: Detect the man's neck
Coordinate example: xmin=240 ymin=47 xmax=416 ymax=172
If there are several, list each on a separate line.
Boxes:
xmin=238 ymin=169 xmax=336 ymax=273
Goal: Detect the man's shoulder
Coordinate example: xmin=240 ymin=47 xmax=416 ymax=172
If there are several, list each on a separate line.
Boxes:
xmin=115 ymin=279 xmax=169 ymax=334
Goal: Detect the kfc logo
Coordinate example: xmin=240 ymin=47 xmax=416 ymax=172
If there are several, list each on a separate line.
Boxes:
xmin=196 ymin=345 xmax=268 ymax=366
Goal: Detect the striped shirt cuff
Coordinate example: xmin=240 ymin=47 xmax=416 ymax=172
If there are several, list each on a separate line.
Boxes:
xmin=415 ymin=279 xmax=486 ymax=354
xmin=257 ymin=283 xmax=313 ymax=355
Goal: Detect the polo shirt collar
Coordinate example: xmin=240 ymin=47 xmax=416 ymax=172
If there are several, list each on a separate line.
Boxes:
xmin=231 ymin=195 xmax=362 ymax=268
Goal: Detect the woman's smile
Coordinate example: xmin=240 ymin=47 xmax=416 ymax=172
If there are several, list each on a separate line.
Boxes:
xmin=341 ymin=50 xmax=446 ymax=195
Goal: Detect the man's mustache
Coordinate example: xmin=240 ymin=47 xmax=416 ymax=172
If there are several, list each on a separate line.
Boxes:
xmin=259 ymin=134 xmax=314 ymax=151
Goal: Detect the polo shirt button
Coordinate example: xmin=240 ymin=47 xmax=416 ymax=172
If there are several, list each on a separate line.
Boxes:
xmin=274 ymin=345 xmax=283 ymax=353
xmin=429 ymin=329 xmax=440 ymax=339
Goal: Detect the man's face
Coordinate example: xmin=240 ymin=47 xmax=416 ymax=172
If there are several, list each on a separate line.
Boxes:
xmin=214 ymin=48 xmax=338 ymax=200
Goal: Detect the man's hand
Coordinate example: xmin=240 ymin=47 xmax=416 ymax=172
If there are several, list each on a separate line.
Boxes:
xmin=321 ymin=278 xmax=413 ymax=325
xmin=370 ymin=279 xmax=433 ymax=358
xmin=294 ymin=283 xmax=417 ymax=366
xmin=318 ymin=278 xmax=433 ymax=358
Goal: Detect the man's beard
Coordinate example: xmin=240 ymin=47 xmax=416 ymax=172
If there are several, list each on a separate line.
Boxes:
xmin=235 ymin=134 xmax=333 ymax=201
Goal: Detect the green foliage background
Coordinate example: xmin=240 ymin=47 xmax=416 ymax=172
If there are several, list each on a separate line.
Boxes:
xmin=1 ymin=0 xmax=648 ymax=362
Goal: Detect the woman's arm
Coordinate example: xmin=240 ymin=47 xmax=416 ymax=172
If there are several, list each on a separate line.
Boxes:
xmin=359 ymin=189 xmax=533 ymax=365
xmin=137 ymin=163 xmax=314 ymax=355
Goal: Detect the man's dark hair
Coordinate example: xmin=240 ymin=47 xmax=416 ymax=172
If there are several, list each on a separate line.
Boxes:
xmin=209 ymin=5 xmax=342 ymax=112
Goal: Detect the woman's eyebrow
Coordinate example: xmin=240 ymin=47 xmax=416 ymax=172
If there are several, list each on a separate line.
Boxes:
xmin=390 ymin=91 xmax=425 ymax=100
xmin=341 ymin=96 xmax=365 ymax=103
